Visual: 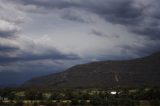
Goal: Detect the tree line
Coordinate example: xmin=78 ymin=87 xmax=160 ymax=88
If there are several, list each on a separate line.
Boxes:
xmin=0 ymin=87 xmax=160 ymax=106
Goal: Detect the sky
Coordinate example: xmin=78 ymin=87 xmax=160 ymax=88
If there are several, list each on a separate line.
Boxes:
xmin=0 ymin=0 xmax=160 ymax=86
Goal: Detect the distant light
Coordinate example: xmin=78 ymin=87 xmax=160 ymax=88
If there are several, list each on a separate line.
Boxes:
xmin=110 ymin=91 xmax=117 ymax=95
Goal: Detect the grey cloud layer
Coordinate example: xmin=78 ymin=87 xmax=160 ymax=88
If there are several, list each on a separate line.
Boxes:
xmin=0 ymin=0 xmax=158 ymax=62
xmin=0 ymin=0 xmax=23 ymax=38
xmin=0 ymin=45 xmax=18 ymax=52
xmin=0 ymin=0 xmax=159 ymax=64
xmin=0 ymin=20 xmax=19 ymax=38
xmin=0 ymin=50 xmax=80 ymax=64
xmin=0 ymin=0 xmax=80 ymax=62
xmin=13 ymin=0 xmax=160 ymax=40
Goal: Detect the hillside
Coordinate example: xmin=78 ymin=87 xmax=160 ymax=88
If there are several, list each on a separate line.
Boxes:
xmin=23 ymin=52 xmax=160 ymax=88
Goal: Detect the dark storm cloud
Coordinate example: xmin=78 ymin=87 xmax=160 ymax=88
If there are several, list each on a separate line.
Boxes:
xmin=13 ymin=0 xmax=142 ymax=24
xmin=117 ymin=42 xmax=160 ymax=57
xmin=13 ymin=0 xmax=80 ymax=9
xmin=13 ymin=0 xmax=160 ymax=40
xmin=0 ymin=28 xmax=18 ymax=38
xmin=0 ymin=50 xmax=80 ymax=64
xmin=91 ymin=29 xmax=106 ymax=37
xmin=0 ymin=45 xmax=18 ymax=52
xmin=90 ymin=29 xmax=120 ymax=38
xmin=61 ymin=11 xmax=89 ymax=23
xmin=88 ymin=0 xmax=143 ymax=25
xmin=132 ymin=26 xmax=160 ymax=40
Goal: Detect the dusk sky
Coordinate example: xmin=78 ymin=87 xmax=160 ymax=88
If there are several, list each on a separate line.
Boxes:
xmin=0 ymin=0 xmax=160 ymax=86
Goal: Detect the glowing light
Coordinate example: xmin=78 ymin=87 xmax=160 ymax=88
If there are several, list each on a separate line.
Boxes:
xmin=110 ymin=91 xmax=117 ymax=95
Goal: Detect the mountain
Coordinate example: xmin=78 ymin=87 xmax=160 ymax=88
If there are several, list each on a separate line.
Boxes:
xmin=23 ymin=52 xmax=160 ymax=88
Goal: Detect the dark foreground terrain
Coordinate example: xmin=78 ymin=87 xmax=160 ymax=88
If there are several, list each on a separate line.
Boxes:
xmin=0 ymin=87 xmax=160 ymax=106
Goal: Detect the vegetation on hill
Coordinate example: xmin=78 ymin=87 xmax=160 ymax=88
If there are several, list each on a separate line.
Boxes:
xmin=24 ymin=52 xmax=160 ymax=88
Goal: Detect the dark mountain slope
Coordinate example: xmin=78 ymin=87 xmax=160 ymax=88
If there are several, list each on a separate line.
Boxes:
xmin=23 ymin=52 xmax=160 ymax=88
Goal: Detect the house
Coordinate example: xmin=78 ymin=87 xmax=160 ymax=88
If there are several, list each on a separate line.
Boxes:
xmin=110 ymin=91 xmax=117 ymax=95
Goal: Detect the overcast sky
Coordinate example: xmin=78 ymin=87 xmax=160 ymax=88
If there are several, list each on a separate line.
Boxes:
xmin=0 ymin=0 xmax=160 ymax=85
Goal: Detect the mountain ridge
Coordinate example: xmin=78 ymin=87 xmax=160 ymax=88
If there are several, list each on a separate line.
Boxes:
xmin=23 ymin=52 xmax=160 ymax=88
